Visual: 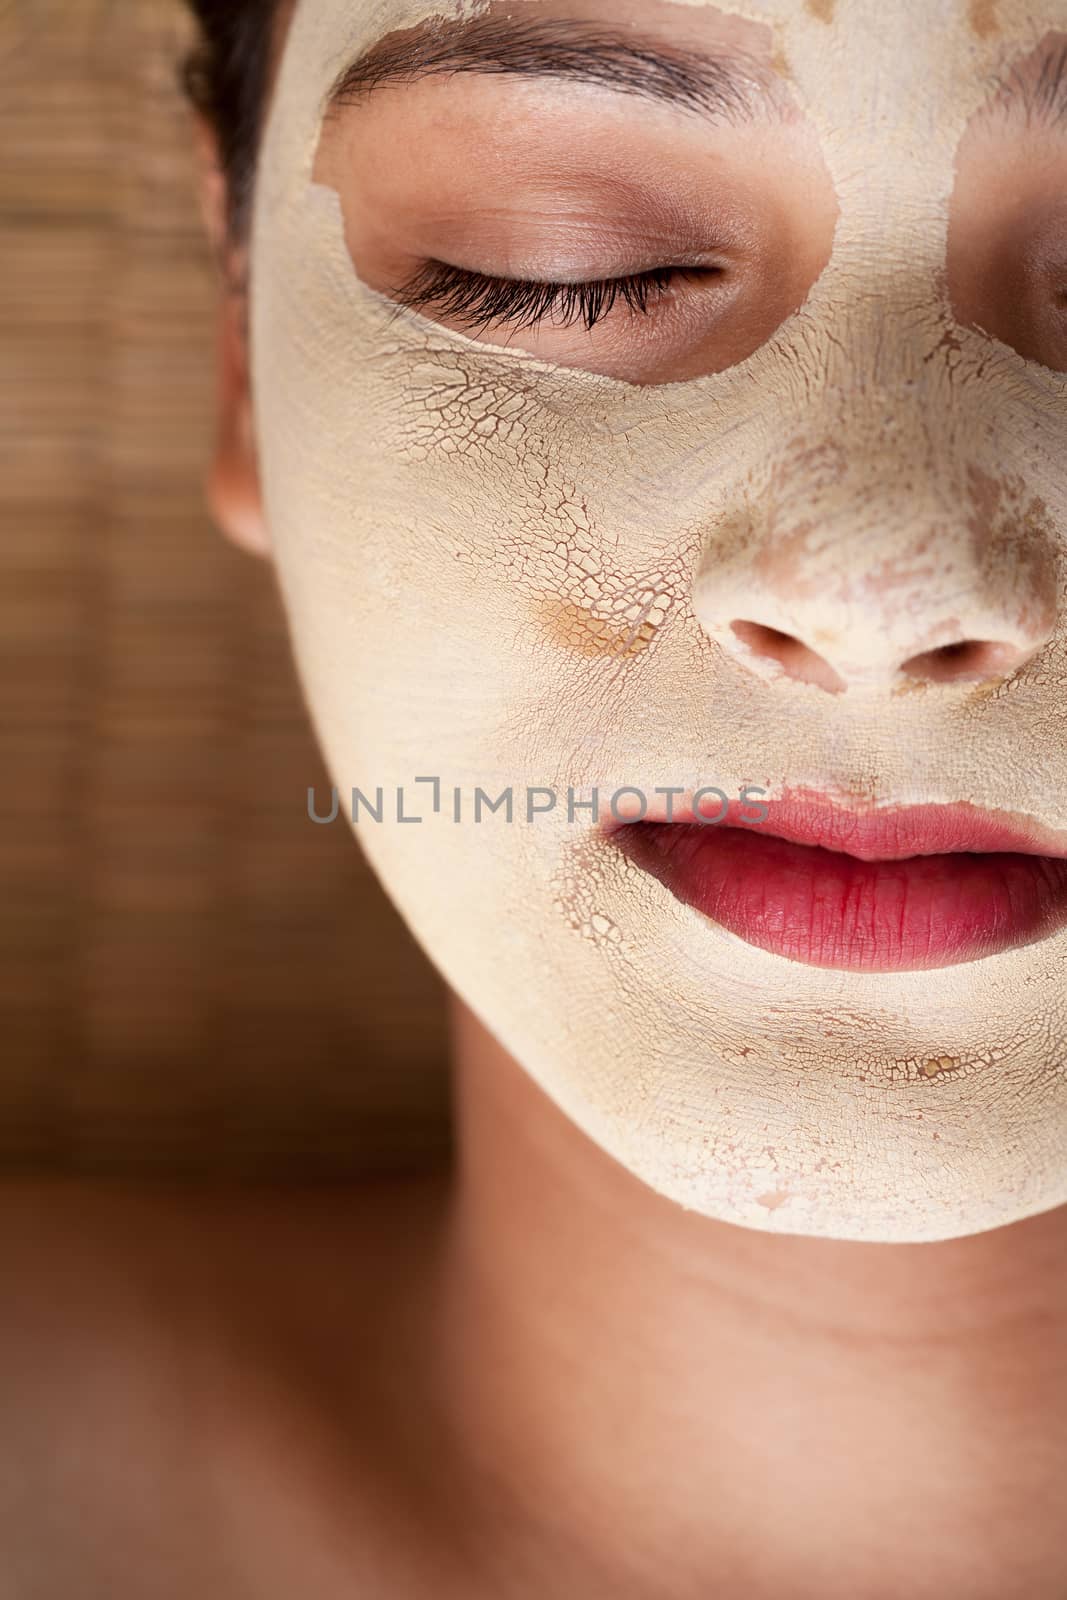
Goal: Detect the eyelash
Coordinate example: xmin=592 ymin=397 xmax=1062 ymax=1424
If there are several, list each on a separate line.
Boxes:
xmin=388 ymin=260 xmax=716 ymax=334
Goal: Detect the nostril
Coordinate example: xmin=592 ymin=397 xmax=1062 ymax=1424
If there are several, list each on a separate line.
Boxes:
xmin=899 ymin=638 xmax=1027 ymax=686
xmin=729 ymin=620 xmax=848 ymax=695
xmin=729 ymin=620 xmax=1040 ymax=693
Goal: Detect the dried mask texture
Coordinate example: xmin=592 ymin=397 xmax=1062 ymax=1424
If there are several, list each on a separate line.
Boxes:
xmin=252 ymin=0 xmax=1067 ymax=1241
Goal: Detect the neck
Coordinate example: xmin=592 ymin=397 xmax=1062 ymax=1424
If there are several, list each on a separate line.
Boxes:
xmin=430 ymin=995 xmax=1067 ymax=1597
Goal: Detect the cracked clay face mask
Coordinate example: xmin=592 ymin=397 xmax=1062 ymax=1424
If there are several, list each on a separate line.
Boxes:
xmin=252 ymin=0 xmax=1067 ymax=1243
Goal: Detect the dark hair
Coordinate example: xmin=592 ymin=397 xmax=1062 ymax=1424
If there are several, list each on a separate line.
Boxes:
xmin=182 ymin=0 xmax=281 ymax=240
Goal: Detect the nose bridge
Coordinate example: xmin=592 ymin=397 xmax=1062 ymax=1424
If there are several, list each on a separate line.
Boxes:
xmin=761 ymin=395 xmax=969 ymax=633
xmin=693 ymin=360 xmax=1061 ymax=693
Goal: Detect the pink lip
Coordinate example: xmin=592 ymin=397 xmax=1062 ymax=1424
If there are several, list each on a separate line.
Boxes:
xmin=605 ymin=790 xmax=1067 ymax=972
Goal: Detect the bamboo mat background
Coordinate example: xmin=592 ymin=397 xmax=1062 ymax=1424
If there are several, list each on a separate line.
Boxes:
xmin=0 ymin=1 xmax=452 ymax=1175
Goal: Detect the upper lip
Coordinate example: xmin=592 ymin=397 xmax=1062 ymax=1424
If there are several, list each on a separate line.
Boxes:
xmin=602 ymin=787 xmax=1067 ymax=862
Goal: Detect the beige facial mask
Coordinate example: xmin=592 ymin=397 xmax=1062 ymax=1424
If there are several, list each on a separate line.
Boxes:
xmin=252 ymin=0 xmax=1067 ymax=1242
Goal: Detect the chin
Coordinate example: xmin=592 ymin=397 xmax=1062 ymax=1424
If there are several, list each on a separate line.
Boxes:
xmin=609 ymin=1133 xmax=1063 ymax=1246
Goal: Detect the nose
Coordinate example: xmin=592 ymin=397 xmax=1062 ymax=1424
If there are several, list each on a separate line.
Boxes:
xmin=722 ymin=621 xmax=1037 ymax=695
xmin=693 ymin=453 xmax=1059 ymax=695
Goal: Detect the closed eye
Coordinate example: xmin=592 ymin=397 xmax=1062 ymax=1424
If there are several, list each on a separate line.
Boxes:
xmin=384 ymin=259 xmax=724 ymax=334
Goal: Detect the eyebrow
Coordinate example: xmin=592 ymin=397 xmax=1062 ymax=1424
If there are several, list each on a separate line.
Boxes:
xmin=989 ymin=38 xmax=1067 ymax=129
xmin=327 ymin=15 xmax=788 ymax=127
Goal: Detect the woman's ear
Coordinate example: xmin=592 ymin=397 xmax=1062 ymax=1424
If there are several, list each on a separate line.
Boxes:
xmin=195 ymin=117 xmax=271 ymax=560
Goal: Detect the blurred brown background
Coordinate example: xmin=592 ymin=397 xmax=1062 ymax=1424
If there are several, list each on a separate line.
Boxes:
xmin=0 ymin=1 xmax=451 ymax=1174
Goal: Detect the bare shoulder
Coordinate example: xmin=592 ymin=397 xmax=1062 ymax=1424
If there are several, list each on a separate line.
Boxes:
xmin=0 ymin=1169 xmax=455 ymax=1598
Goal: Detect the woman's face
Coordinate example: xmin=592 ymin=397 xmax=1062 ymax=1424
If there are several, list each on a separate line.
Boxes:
xmin=250 ymin=0 xmax=1067 ymax=1241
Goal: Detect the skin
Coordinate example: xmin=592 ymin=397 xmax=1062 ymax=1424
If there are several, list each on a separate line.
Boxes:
xmin=4 ymin=1 xmax=1066 ymax=1595
xmin=2 ymin=1019 xmax=1066 ymax=1595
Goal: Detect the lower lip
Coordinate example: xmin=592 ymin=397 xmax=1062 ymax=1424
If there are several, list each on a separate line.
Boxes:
xmin=611 ymin=824 xmax=1067 ymax=971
